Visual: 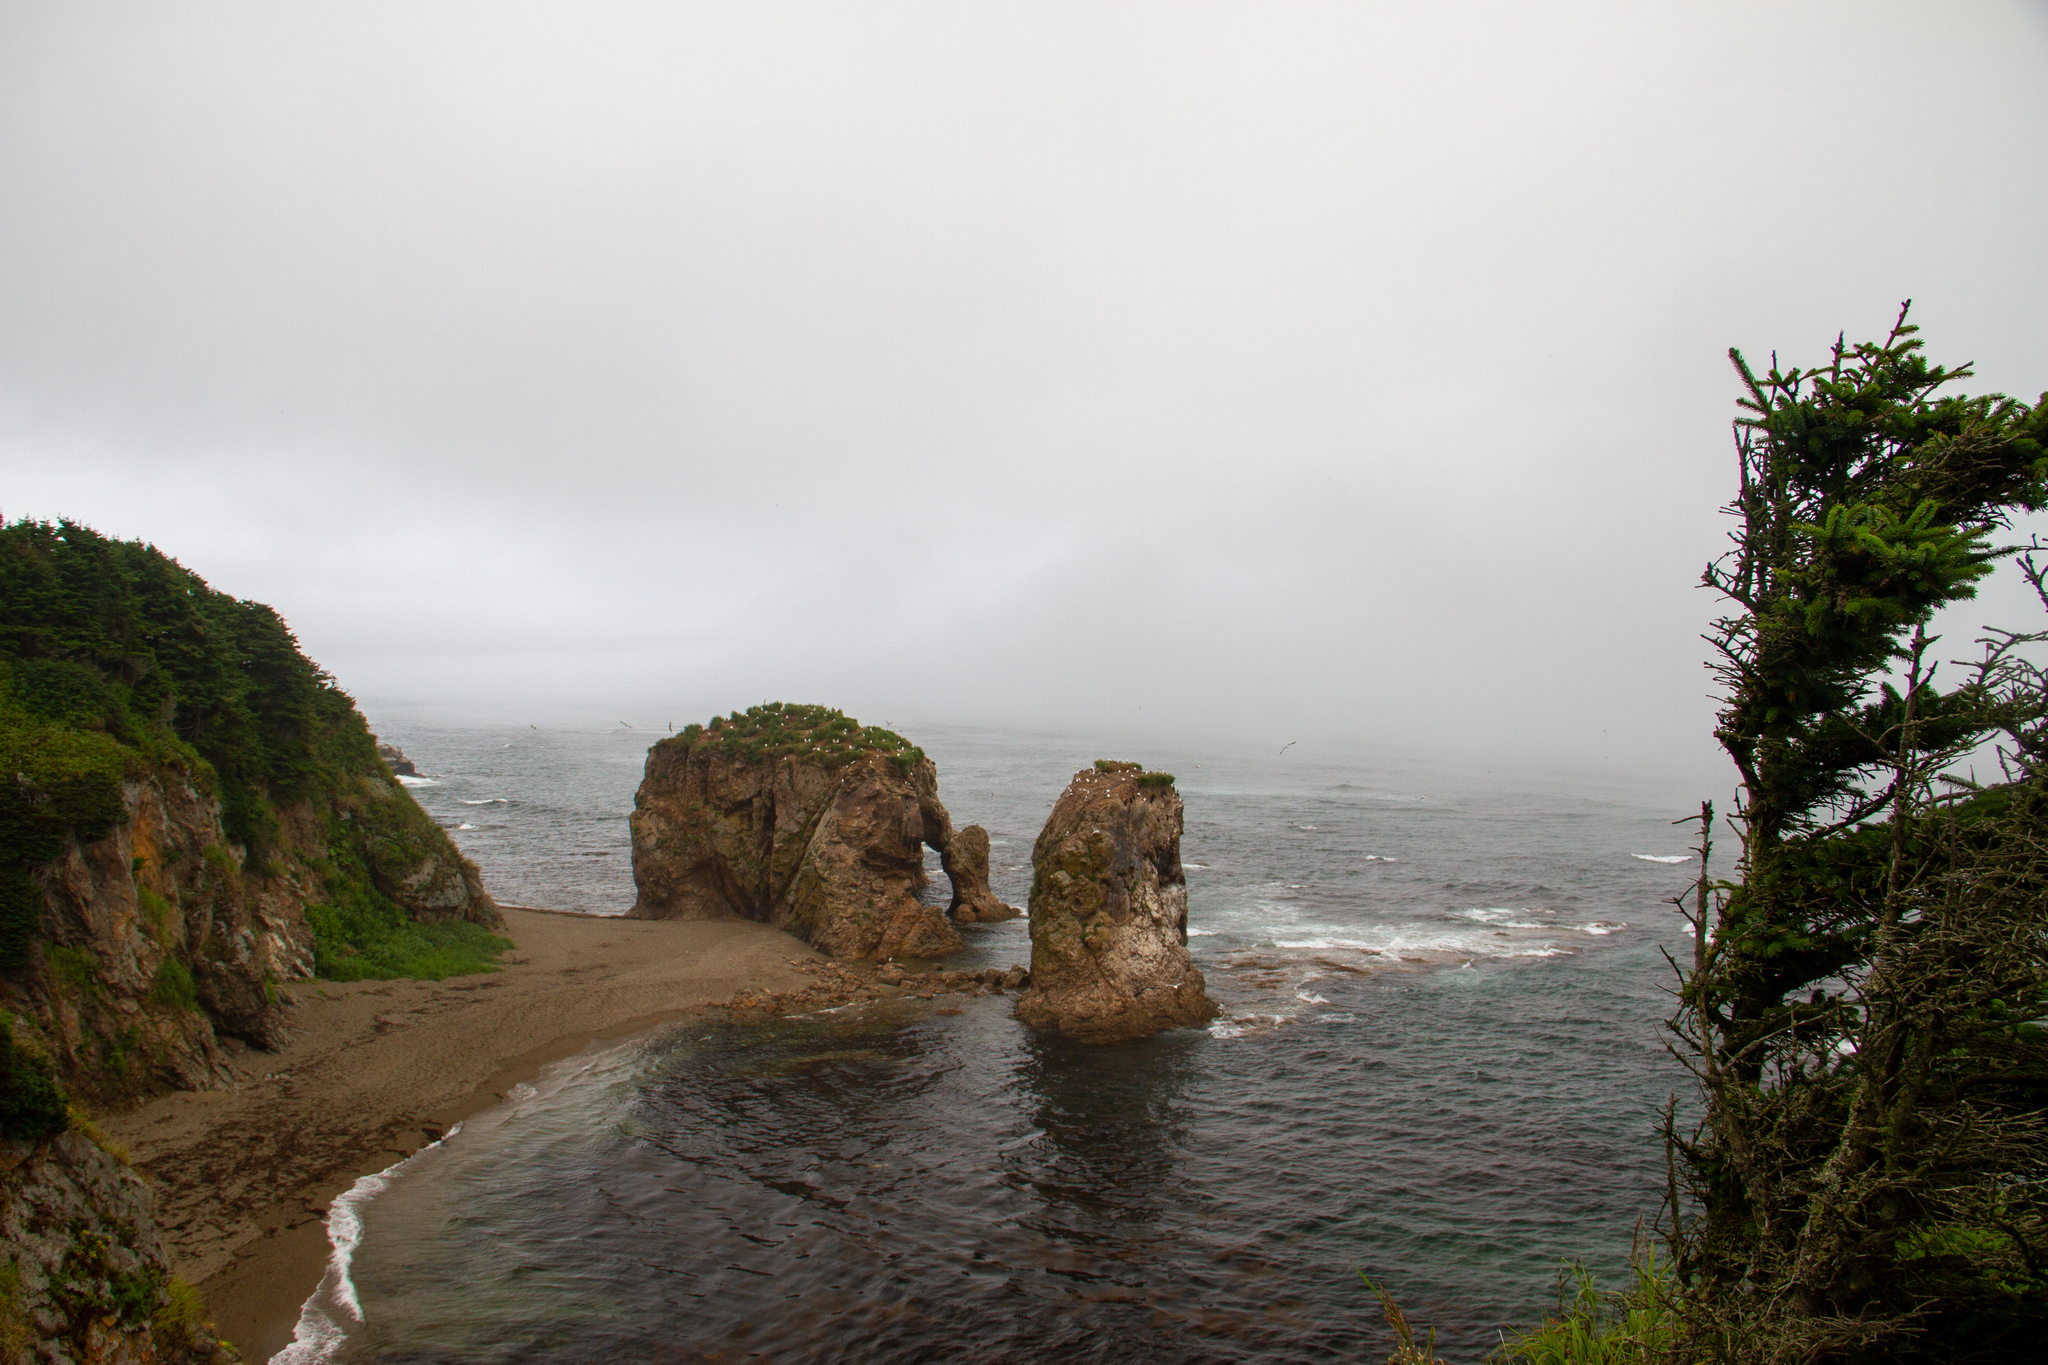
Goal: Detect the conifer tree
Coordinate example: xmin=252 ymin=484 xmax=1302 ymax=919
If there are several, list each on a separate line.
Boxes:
xmin=1669 ymin=306 xmax=2048 ymax=1360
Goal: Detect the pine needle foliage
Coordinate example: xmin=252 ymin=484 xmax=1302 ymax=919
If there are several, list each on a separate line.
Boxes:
xmin=1665 ymin=306 xmax=2048 ymax=1361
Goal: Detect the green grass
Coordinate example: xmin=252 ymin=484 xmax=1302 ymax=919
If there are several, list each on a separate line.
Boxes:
xmin=147 ymin=957 xmax=199 ymax=1011
xmin=136 ymin=887 xmax=175 ymax=947
xmin=309 ymin=911 xmax=511 ymax=982
xmin=43 ymin=943 xmax=98 ymax=996
xmin=1491 ymin=1252 xmax=1676 ymax=1364
xmin=1094 ymin=759 xmax=1175 ymax=789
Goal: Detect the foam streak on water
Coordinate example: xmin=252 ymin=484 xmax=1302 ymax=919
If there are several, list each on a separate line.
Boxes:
xmin=272 ymin=1125 xmax=460 ymax=1365
xmin=335 ymin=721 xmax=1700 ymax=1360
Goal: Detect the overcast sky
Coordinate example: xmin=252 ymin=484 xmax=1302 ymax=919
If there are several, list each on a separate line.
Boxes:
xmin=3 ymin=2 xmax=2045 ymax=787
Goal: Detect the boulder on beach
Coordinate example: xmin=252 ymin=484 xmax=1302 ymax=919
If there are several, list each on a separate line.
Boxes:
xmin=626 ymin=704 xmax=996 ymax=959
xmin=1014 ymin=761 xmax=1218 ymax=1043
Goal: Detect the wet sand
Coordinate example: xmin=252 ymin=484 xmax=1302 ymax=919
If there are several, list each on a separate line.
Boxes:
xmin=102 ymin=907 xmax=829 ymax=1363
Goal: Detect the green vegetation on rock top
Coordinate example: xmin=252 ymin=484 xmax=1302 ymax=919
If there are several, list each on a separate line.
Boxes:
xmin=1093 ymin=759 xmax=1174 ymax=788
xmin=671 ymin=702 xmax=925 ymax=774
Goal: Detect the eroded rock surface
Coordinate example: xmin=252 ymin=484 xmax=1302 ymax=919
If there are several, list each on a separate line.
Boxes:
xmin=0 ymin=1130 xmax=237 ymax=1364
xmin=1015 ymin=763 xmax=1217 ymax=1042
xmin=628 ymin=704 xmax=1005 ymax=959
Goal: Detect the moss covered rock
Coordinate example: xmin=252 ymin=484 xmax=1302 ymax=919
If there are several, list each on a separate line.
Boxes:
xmin=0 ymin=1128 xmax=236 ymax=1364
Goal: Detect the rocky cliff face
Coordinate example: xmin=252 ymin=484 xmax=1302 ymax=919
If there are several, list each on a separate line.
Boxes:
xmin=1 ymin=519 xmax=500 ymax=1108
xmin=1014 ymin=762 xmax=1218 ymax=1043
xmin=11 ymin=761 xmax=499 ymax=1107
xmin=626 ymin=704 xmax=1011 ymax=958
xmin=0 ymin=1130 xmax=236 ymax=1365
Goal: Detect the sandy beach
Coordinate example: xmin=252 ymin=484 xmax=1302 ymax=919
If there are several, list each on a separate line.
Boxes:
xmin=101 ymin=907 xmax=834 ymax=1363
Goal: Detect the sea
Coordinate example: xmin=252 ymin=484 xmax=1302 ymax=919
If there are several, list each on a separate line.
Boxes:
xmin=276 ymin=719 xmax=1708 ymax=1364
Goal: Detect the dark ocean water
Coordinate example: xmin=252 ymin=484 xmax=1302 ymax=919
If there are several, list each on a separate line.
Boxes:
xmin=280 ymin=721 xmax=1702 ymax=1363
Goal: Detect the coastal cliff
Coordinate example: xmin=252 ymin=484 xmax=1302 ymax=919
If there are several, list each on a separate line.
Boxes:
xmin=1 ymin=520 xmax=501 ymax=1108
xmin=1015 ymin=762 xmax=1217 ymax=1042
xmin=626 ymin=704 xmax=1013 ymax=957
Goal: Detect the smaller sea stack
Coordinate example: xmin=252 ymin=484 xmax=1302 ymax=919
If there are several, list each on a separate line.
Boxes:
xmin=943 ymin=824 xmax=1018 ymax=923
xmin=1015 ymin=762 xmax=1217 ymax=1042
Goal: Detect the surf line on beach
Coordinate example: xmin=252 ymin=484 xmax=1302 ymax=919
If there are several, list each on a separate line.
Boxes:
xmin=269 ymin=1122 xmax=464 ymax=1365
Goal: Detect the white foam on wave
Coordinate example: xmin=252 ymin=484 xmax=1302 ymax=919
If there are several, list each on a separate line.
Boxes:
xmin=1183 ymin=863 xmax=1207 ymax=871
xmin=271 ymin=1123 xmax=462 ymax=1364
xmin=1208 ymin=1012 xmax=1288 ymax=1039
xmin=1188 ymin=928 xmax=1220 ymax=937
xmin=1457 ymin=906 xmax=1627 ymax=938
xmin=1457 ymin=907 xmax=1554 ymax=931
xmin=1632 ymin=854 xmax=1692 ymax=864
xmin=393 ymin=774 xmax=437 ymax=787
xmin=456 ymin=823 xmax=478 ymax=831
xmin=1272 ymin=930 xmax=1572 ymax=960
xmin=460 ymin=798 xmax=508 ymax=806
xmin=1362 ymin=855 xmax=1398 ymax=863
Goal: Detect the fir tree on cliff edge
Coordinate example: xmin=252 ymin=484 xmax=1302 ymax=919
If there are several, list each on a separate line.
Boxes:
xmin=1666 ymin=306 xmax=2048 ymax=1361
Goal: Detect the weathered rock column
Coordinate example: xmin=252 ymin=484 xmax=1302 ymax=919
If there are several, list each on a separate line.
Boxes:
xmin=942 ymin=824 xmax=1019 ymax=923
xmin=1014 ymin=762 xmax=1217 ymax=1042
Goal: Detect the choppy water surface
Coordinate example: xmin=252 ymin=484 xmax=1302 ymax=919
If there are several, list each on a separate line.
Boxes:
xmin=311 ymin=722 xmax=1702 ymax=1361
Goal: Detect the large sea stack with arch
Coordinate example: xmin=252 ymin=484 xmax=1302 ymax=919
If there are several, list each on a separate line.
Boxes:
xmin=624 ymin=703 xmax=1016 ymax=959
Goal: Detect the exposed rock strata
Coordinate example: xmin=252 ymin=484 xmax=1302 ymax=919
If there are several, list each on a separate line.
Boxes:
xmin=1015 ymin=763 xmax=1218 ymax=1042
xmin=0 ymin=1130 xmax=236 ymax=1364
xmin=626 ymin=705 xmax=1011 ymax=957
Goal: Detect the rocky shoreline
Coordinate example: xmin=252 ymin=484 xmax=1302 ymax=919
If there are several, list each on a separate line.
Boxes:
xmin=703 ymin=956 xmax=1032 ymax=1021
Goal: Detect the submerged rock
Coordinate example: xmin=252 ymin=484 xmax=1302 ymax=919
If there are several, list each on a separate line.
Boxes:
xmin=627 ymin=704 xmax=1003 ymax=959
xmin=1015 ymin=762 xmax=1217 ymax=1042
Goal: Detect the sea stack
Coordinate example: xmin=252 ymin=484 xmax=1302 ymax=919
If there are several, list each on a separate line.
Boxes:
xmin=1015 ymin=761 xmax=1218 ymax=1042
xmin=943 ymin=824 xmax=1018 ymax=923
xmin=626 ymin=704 xmax=1010 ymax=958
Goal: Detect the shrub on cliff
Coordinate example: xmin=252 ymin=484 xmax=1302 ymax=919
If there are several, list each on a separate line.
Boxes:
xmin=0 ymin=1015 xmax=68 ymax=1140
